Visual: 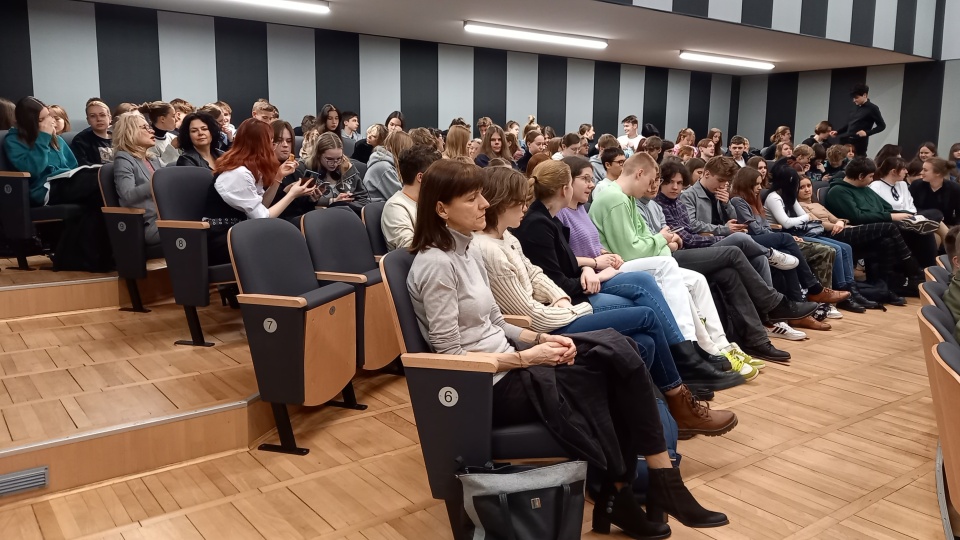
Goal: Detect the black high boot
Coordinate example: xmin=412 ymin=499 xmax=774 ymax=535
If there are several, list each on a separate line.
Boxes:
xmin=694 ymin=342 xmax=731 ymax=371
xmin=848 ymin=282 xmax=881 ymax=310
xmin=646 ymin=467 xmax=729 ymax=528
xmin=593 ymin=482 xmax=671 ymax=539
xmin=669 ymin=342 xmax=743 ymax=390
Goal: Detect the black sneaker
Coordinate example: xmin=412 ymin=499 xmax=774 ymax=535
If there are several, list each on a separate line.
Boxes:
xmin=767 ymin=298 xmax=819 ymax=322
xmin=741 ymin=342 xmax=791 ymax=363
xmin=899 ymin=216 xmax=941 ymax=234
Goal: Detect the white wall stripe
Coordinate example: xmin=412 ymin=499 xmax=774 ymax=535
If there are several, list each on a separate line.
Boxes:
xmin=872 ymin=0 xmax=899 ymax=50
xmin=565 ymin=59 xmax=594 ymax=134
xmin=267 ymin=24 xmax=316 ymax=126
xmin=825 ymin=0 xmax=854 ymax=42
xmin=943 ymin=0 xmax=960 ymax=60
xmin=939 ymin=60 xmax=960 ymax=149
xmin=664 ymin=69 xmax=691 ymax=139
xmin=506 ymin=51 xmax=538 ymax=128
xmin=631 ymin=0 xmax=673 ymax=11
xmin=771 ymin=0 xmax=802 ymax=34
xmin=708 ymin=0 xmax=742 ymax=24
xmin=157 ymin=12 xmax=217 ymax=106
xmin=865 ymin=63 xmax=904 ymax=156
xmin=913 ymin=0 xmax=937 ymax=58
xmin=707 ymin=74 xmax=732 ymax=135
xmin=794 ymin=70 xmax=831 ymax=139
xmin=358 ymin=35 xmax=401 ymax=133
xmin=28 ymin=0 xmax=99 ymax=119
xmin=437 ymin=44 xmax=474 ymax=128
xmin=737 ymin=75 xmax=768 ymax=143
xmin=617 ymin=65 xmax=645 ymax=127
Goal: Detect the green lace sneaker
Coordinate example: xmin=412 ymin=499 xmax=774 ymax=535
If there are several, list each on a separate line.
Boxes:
xmin=723 ymin=347 xmax=760 ymax=381
xmin=726 ymin=343 xmax=765 ymax=370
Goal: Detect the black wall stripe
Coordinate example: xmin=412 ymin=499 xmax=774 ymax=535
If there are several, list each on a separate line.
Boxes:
xmin=1 ymin=0 xmax=33 ymax=101
xmin=315 ymin=29 xmax=360 ymax=121
xmin=728 ymin=76 xmax=741 ymax=137
xmin=850 ymin=0 xmax=876 ymax=47
xmin=899 ymin=61 xmax=945 ymax=159
xmin=214 ymin=18 xmax=268 ymax=123
xmin=894 ymin=0 xmax=918 ymax=54
xmin=827 ymin=67 xmax=868 ymax=131
xmin=642 ymin=67 xmax=669 ymax=137
xmin=687 ymin=72 xmax=712 ymax=142
xmin=592 ymin=61 xmax=621 ymax=138
xmin=800 ymin=0 xmax=829 ymax=38
xmin=537 ymin=55 xmax=567 ymax=136
xmin=763 ymin=72 xmax=799 ymax=144
xmin=741 ymin=0 xmax=773 ymax=28
xmin=399 ymin=39 xmax=438 ymax=130
xmin=934 ymin=0 xmax=947 ymax=59
xmin=673 ymin=0 xmax=709 ymax=17
xmin=473 ymin=48 xmax=507 ymax=137
xmin=95 ymin=4 xmax=161 ymax=107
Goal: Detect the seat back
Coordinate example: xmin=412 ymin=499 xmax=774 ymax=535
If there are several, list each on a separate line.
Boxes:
xmin=351 ymin=158 xmax=367 ymax=179
xmin=98 ymin=162 xmax=119 ymax=207
xmin=938 ymin=254 xmax=953 ymax=272
xmin=379 ymin=249 xmax=431 ymax=354
xmin=930 ymin=265 xmax=950 ymax=284
xmin=151 ymin=166 xmax=213 ymax=221
xmin=922 ymin=304 xmax=958 ymax=347
xmin=0 ymin=130 xmax=11 ymax=171
xmin=817 ymin=185 xmax=830 ymax=206
xmin=361 ymin=201 xmax=389 ymax=256
xmin=342 ymin=136 xmax=356 ymax=159
xmin=229 ymin=218 xmax=320 ymax=297
xmin=931 ymin=342 xmax=960 ymax=517
xmin=294 ymin=135 xmax=303 ymax=158
xmin=301 ymin=208 xmax=376 ymax=274
xmin=59 ymin=131 xmax=78 ymax=148
xmin=919 ymin=281 xmax=951 ymax=316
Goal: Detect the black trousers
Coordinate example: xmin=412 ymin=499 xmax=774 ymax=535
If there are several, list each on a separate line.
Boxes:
xmin=46 ymin=168 xmax=113 ymax=272
xmin=750 ymin=232 xmax=821 ymax=300
xmin=830 ymin=222 xmax=918 ymax=284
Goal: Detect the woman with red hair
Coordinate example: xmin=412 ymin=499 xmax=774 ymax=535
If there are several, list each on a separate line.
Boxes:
xmin=204 ymin=118 xmax=314 ymax=264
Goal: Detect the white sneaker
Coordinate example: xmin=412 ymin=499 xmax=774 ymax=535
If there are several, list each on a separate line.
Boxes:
xmin=768 ymin=249 xmax=799 ymax=270
xmin=900 ymin=215 xmax=941 ymax=234
xmin=826 ymin=305 xmax=842 ymax=319
xmin=766 ymin=321 xmax=807 ymax=341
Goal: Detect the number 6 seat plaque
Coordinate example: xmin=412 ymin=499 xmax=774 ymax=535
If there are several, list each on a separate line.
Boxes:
xmin=438 ymin=386 xmax=459 ymax=407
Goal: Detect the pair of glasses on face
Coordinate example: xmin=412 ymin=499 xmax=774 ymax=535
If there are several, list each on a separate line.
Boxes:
xmin=575 ymin=174 xmax=594 ymax=185
xmin=322 ymin=156 xmax=343 ymax=166
xmin=613 ymin=159 xmax=626 ymax=166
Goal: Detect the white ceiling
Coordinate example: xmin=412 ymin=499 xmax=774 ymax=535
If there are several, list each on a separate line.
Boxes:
xmin=89 ymin=0 xmax=927 ymax=74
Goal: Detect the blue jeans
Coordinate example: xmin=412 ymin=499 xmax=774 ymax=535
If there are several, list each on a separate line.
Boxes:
xmin=585 ymin=271 xmax=684 ymax=344
xmin=555 ymin=306 xmax=683 ymax=391
xmin=805 ymin=236 xmax=854 ymax=289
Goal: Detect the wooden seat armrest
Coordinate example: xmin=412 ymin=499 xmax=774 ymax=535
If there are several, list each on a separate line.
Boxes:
xmin=315 ymin=271 xmax=368 ymax=284
xmin=102 ymin=207 xmax=146 ymax=215
xmin=157 ymin=219 xmax=210 ymax=229
xmin=401 ymin=352 xmax=500 ymax=373
xmin=374 ymin=255 xmax=383 ymax=263
xmin=503 ymin=315 xmax=532 ymax=328
xmin=0 ymin=171 xmax=30 ymax=177
xmin=769 ymin=223 xmax=783 ymax=230
xmin=236 ymin=294 xmax=307 ymax=308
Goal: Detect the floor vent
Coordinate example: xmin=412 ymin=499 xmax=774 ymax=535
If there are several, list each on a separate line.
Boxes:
xmin=0 ymin=466 xmax=48 ymax=497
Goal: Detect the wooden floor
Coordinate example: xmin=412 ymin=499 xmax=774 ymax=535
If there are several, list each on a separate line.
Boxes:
xmin=0 ymin=298 xmax=943 ymax=539
xmin=0 ymin=256 xmax=117 ymax=288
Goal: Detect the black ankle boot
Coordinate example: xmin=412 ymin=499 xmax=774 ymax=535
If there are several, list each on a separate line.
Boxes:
xmin=593 ymin=483 xmax=671 ymax=539
xmin=694 ymin=343 xmax=732 ymax=371
xmin=669 ymin=342 xmax=744 ymax=390
xmin=646 ymin=467 xmax=729 ymax=528
xmin=848 ymin=283 xmax=881 ymax=310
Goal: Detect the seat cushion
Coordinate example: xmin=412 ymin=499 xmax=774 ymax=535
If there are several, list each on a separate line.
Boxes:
xmin=208 ymin=263 xmax=235 ymax=284
xmin=491 ymin=423 xmax=570 ymax=460
xmin=30 ymin=204 xmax=84 ymax=222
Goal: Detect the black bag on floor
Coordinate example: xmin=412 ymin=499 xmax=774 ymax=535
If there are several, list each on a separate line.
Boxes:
xmin=857 ymin=277 xmax=892 ymax=303
xmin=458 ymin=460 xmax=586 ymax=540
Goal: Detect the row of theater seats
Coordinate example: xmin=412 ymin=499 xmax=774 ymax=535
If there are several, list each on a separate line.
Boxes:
xmin=917 ymin=256 xmax=960 ymax=538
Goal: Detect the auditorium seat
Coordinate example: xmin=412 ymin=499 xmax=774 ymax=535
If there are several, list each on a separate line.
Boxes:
xmin=342 ymin=135 xmax=356 ymax=159
xmin=920 ymin=304 xmax=958 ymax=347
xmin=98 ymin=162 xmax=164 ymax=312
xmin=379 ymin=249 xmax=568 ymax=538
xmin=301 ymin=208 xmax=401 ymax=370
xmin=927 ymin=265 xmax=951 ymax=285
xmin=938 ymin=254 xmax=953 ymax=272
xmin=351 ymin=158 xmax=367 ymax=179
xmin=811 ymin=180 xmax=829 ymax=203
xmin=0 ymin=130 xmax=85 ymax=270
xmin=294 ymin=135 xmax=303 ymax=158
xmin=919 ymin=281 xmax=951 ymax=317
xmin=151 ymin=166 xmax=234 ymax=346
xmin=229 ymin=217 xmax=361 ymax=454
xmin=927 ymin=342 xmax=960 ymax=523
xmin=360 ymin=201 xmax=388 ymax=257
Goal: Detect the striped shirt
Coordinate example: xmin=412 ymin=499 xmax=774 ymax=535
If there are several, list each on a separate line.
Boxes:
xmin=556 ymin=205 xmax=604 ymax=258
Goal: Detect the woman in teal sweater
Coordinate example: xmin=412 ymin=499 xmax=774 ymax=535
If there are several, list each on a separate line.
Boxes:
xmin=3 ymin=97 xmax=112 ymax=271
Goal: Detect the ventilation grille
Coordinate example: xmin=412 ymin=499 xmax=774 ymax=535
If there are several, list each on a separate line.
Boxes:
xmin=0 ymin=466 xmax=48 ymax=497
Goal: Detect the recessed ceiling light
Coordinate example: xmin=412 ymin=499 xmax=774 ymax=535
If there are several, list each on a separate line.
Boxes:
xmin=226 ymin=0 xmax=330 ymax=15
xmin=679 ymin=50 xmax=774 ymax=70
xmin=464 ymin=21 xmax=607 ymax=50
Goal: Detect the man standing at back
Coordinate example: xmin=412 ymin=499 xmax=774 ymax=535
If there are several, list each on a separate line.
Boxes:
xmin=835 ymin=83 xmax=885 ymax=157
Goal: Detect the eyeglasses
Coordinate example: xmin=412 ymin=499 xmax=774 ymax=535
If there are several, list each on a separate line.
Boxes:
xmin=322 ymin=156 xmax=343 ymax=165
xmin=139 ymin=125 xmax=154 ymax=133
xmin=575 ymin=174 xmax=594 ymax=184
xmin=613 ymin=159 xmax=626 ymax=166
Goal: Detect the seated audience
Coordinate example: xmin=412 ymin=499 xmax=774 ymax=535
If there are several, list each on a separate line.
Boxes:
xmin=215 ymin=100 xmax=236 ymax=142
xmin=941 ymin=226 xmax=960 ymax=341
xmin=304 ymin=131 xmax=368 ymax=214
xmin=71 ymin=99 xmax=113 ymax=165
xmin=112 ymin=112 xmax=162 ymax=246
xmin=3 ymin=96 xmax=112 ymax=271
xmin=272 ymin=119 xmax=319 ymax=223
xmin=297 ymin=115 xmax=315 ymax=137
xmin=708 ymin=128 xmax=724 ymax=155
xmin=642 ymin=136 xmax=663 ymax=163
xmin=442 ymin=124 xmax=471 ymax=161
xmin=800 ymin=120 xmax=835 ymax=148
xmin=685 ymin=157 xmax=705 ymax=183
xmin=551 ymin=133 xmax=583 ymax=161
xmin=475 ymin=125 xmax=514 ymax=168
xmin=175 ymin=112 xmax=223 ymax=169
xmin=823 ymin=144 xmax=848 ymax=180
xmin=761 ymin=126 xmax=792 ymax=160
xmin=341 ymin=111 xmax=362 ymax=141
xmin=745 ymin=156 xmax=768 ymax=185
xmin=317 ymin=104 xmax=340 ymax=135
xmin=589 ymin=133 xmax=620 ymax=183
xmin=911 ymin=157 xmax=960 ymax=227
xmin=138 ymin=101 xmax=180 ymax=166
xmin=251 ymin=99 xmax=278 ymax=123
xmin=0 ymin=97 xmax=14 ymax=129
xmin=385 ymin=111 xmax=404 ymax=133
xmin=697 ymin=138 xmax=715 ymax=159
xmin=917 ymin=142 xmax=938 ymax=162
xmin=365 ymin=131 xmax=414 ymax=202
xmin=169 ymin=98 xmax=194 ymax=133
xmin=874 ymin=143 xmax=901 ymax=167
xmin=112 ymin=102 xmax=138 ymax=122
xmin=382 ymin=145 xmax=441 ymax=251
xmin=617 ymin=114 xmax=643 ymax=156
xmin=47 ymin=104 xmax=70 ymax=135
xmin=872 ymin=157 xmax=946 ymax=252
xmin=592 ymin=147 xmax=626 ymax=196
xmin=409 ymin=127 xmax=440 ymax=152
xmin=350 ymin=123 xmax=386 ymax=164
xmin=516 ymin=129 xmax=545 ymax=172
xmin=406 ymin=159 xmax=729 ymax=537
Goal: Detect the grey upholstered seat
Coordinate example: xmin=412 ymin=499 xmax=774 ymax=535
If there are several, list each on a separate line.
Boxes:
xmin=361 ymin=201 xmax=388 ymax=256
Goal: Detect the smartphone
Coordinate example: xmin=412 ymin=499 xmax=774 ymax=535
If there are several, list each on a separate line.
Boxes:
xmin=299 ymin=176 xmax=316 ymax=189
xmin=668 ymin=226 xmax=685 ymax=234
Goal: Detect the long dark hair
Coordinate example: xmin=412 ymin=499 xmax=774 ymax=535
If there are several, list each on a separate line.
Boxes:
xmin=768 ymin=162 xmax=802 ymax=209
xmin=177 ymin=112 xmax=222 ymax=155
xmin=318 ymin=103 xmax=341 ymax=135
xmin=410 ymin=160 xmax=484 ymax=253
xmin=13 ymin=96 xmax=47 ymax=148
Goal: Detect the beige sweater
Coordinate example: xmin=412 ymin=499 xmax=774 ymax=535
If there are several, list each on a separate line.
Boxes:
xmin=799 ymin=200 xmax=845 ymax=228
xmin=473 ymin=231 xmax=593 ymax=333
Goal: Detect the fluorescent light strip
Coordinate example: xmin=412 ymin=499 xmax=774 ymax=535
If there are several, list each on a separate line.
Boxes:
xmin=679 ymin=50 xmax=774 ymax=70
xmin=464 ymin=21 xmax=607 ymax=50
xmin=225 ymin=0 xmax=330 ymax=15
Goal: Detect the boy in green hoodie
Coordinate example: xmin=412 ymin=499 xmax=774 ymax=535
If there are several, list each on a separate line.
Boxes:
xmin=942 ymin=226 xmax=960 ymax=342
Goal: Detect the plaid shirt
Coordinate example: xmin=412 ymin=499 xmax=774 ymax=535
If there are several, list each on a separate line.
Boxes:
xmin=655 ymin=193 xmax=720 ymax=249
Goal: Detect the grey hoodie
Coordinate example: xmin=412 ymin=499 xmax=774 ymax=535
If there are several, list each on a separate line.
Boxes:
xmin=364 ymin=146 xmax=402 ymax=203
xmin=589 ymin=154 xmax=606 ymax=184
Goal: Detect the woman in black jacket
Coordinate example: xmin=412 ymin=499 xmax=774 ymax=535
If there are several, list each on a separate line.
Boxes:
xmin=175 ymin=112 xmax=222 ymax=169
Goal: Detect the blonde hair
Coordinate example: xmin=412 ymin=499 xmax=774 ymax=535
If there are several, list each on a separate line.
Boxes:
xmin=111 ymin=112 xmax=149 ymax=159
xmin=443 ymin=125 xmax=471 ymax=159
xmin=252 ymin=98 xmax=277 ymax=115
xmin=48 ymin=105 xmax=70 ymax=133
xmin=793 ymin=144 xmax=814 ymax=160
xmin=383 ymin=131 xmax=414 ymax=167
xmin=307 ymin=132 xmax=350 ymax=174
xmin=530 ymin=159 xmax=571 ymax=201
xmin=85 ymin=100 xmax=110 ymax=116
xmin=623 ymin=151 xmax=659 ymax=178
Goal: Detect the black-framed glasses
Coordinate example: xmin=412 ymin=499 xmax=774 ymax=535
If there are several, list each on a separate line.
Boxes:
xmin=613 ymin=159 xmax=626 ymax=166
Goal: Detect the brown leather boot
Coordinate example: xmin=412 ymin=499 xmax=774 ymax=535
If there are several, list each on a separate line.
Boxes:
xmin=666 ymin=385 xmax=738 ymax=440
xmin=789 ymin=315 xmax=831 ymax=331
xmin=807 ymin=287 xmax=850 ymax=304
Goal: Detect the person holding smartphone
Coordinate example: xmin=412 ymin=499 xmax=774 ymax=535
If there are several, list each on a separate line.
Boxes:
xmin=303 ymin=132 xmax=368 ymax=215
